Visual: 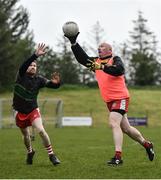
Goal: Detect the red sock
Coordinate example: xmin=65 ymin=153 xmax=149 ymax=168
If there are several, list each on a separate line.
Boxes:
xmin=115 ymin=151 xmax=122 ymax=159
xmin=27 ymin=146 xmax=33 ymax=153
xmin=143 ymin=141 xmax=150 ymax=148
xmin=45 ymin=144 xmax=54 ymax=156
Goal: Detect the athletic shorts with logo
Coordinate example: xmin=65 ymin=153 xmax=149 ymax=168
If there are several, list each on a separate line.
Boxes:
xmin=106 ymin=98 xmax=129 ymax=112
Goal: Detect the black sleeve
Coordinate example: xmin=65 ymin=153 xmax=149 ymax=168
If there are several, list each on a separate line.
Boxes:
xmin=19 ymin=54 xmax=38 ymax=77
xmin=45 ymin=81 xmax=60 ymax=89
xmin=71 ymin=43 xmax=95 ymax=67
xmin=103 ymin=56 xmax=125 ymax=76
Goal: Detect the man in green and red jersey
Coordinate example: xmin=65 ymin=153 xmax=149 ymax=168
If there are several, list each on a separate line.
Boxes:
xmin=13 ymin=43 xmax=60 ymax=166
xmin=64 ymin=33 xmax=155 ymax=166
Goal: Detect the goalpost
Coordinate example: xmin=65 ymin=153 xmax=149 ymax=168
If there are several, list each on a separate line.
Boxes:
xmin=0 ymin=98 xmax=63 ymax=129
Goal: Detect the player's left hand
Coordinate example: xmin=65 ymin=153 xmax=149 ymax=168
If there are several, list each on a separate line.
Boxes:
xmin=86 ymin=59 xmax=104 ymax=71
xmin=51 ymin=72 xmax=60 ymax=84
xmin=64 ymin=32 xmax=80 ymax=44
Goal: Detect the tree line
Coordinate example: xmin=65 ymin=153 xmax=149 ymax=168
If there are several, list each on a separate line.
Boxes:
xmin=0 ymin=0 xmax=161 ymax=91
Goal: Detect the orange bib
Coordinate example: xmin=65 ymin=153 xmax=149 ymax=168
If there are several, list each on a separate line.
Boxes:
xmin=95 ymin=57 xmax=130 ymax=102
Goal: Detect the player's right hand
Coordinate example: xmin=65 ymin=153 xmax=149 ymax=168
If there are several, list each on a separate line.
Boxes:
xmin=35 ymin=43 xmax=47 ymax=57
xmin=86 ymin=59 xmax=104 ymax=71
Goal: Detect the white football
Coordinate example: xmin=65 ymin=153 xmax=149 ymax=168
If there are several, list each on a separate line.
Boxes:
xmin=62 ymin=21 xmax=79 ymax=37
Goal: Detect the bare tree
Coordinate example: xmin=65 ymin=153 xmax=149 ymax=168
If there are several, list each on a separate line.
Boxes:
xmin=86 ymin=21 xmax=106 ymax=55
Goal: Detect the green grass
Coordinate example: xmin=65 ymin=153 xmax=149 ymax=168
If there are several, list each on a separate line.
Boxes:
xmin=1 ymin=86 xmax=161 ymax=178
xmin=0 ymin=126 xmax=161 ymax=179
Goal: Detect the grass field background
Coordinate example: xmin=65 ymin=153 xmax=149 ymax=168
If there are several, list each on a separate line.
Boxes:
xmin=0 ymin=86 xmax=161 ymax=178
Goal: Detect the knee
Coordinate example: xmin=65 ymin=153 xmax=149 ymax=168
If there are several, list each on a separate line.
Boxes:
xmin=23 ymin=134 xmax=30 ymax=140
xmin=109 ymin=121 xmax=120 ymax=129
xmin=121 ymin=126 xmax=130 ymax=134
xmin=35 ymin=125 xmax=45 ymax=134
xmin=108 ymin=112 xmax=122 ymax=129
xmin=39 ymin=129 xmax=47 ymax=137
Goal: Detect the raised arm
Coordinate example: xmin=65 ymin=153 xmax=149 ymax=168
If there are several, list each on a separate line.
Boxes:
xmin=19 ymin=43 xmax=46 ymax=77
xmin=71 ymin=43 xmax=93 ymax=67
xmin=64 ymin=32 xmax=95 ymax=67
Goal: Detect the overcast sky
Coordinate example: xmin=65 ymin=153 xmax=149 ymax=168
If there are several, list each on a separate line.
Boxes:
xmin=19 ymin=0 xmax=161 ymax=52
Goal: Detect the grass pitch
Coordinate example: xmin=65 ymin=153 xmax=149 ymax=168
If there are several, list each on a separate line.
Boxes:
xmin=0 ymin=126 xmax=161 ymax=179
xmin=1 ymin=86 xmax=161 ymax=178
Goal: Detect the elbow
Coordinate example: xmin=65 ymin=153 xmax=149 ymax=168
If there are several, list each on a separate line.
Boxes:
xmin=104 ymin=66 xmax=125 ymax=76
xmin=113 ymin=70 xmax=124 ymax=76
xmin=114 ymin=67 xmax=125 ymax=76
xmin=53 ymin=83 xmax=61 ymax=89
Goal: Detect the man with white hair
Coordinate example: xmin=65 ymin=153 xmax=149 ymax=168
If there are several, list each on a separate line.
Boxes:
xmin=13 ymin=43 xmax=61 ymax=166
xmin=64 ymin=33 xmax=155 ymax=166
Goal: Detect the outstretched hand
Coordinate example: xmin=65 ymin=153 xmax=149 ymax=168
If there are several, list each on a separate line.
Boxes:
xmin=51 ymin=72 xmax=60 ymax=84
xmin=64 ymin=32 xmax=80 ymax=44
xmin=35 ymin=43 xmax=47 ymax=57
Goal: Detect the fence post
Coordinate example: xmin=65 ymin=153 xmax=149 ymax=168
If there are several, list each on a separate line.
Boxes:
xmin=0 ymin=99 xmax=2 ymax=128
xmin=55 ymin=100 xmax=63 ymax=128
